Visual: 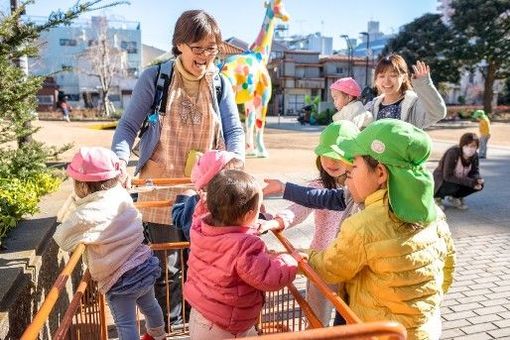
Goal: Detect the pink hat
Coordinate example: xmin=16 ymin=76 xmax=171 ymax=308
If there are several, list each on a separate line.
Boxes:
xmin=67 ymin=147 xmax=121 ymax=182
xmin=330 ymin=77 xmax=361 ymax=97
xmin=191 ymin=150 xmax=238 ymax=190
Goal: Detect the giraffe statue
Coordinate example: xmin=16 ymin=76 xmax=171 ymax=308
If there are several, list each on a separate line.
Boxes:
xmin=220 ymin=0 xmax=289 ymax=157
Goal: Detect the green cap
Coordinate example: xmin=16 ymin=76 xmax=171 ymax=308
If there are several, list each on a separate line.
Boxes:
xmin=339 ymin=119 xmax=436 ymax=224
xmin=472 ymin=109 xmax=486 ymax=119
xmin=314 ymin=120 xmax=359 ymax=164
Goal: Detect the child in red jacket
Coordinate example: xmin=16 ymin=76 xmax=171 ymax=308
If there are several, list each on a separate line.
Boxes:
xmin=184 ymin=170 xmax=298 ymax=339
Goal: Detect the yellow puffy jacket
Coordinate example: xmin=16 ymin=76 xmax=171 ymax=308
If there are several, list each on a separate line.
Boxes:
xmin=308 ymin=189 xmax=456 ymax=340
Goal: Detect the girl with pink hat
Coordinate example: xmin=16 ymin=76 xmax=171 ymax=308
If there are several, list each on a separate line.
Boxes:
xmin=54 ymin=147 xmax=165 ymax=340
xmin=330 ymin=77 xmax=373 ymax=128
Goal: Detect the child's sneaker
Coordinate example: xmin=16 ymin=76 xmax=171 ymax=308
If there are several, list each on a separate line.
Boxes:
xmin=447 ymin=196 xmax=468 ymax=210
xmin=434 ymin=197 xmax=445 ymax=210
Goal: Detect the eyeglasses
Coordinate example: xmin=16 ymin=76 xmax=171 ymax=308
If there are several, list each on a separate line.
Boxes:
xmin=186 ymin=44 xmax=219 ymax=56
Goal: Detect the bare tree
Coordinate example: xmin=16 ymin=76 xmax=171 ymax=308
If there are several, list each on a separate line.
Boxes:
xmin=79 ymin=18 xmax=127 ymax=116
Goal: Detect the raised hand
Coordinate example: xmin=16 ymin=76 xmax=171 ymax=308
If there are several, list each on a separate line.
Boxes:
xmin=412 ymin=60 xmax=430 ymax=79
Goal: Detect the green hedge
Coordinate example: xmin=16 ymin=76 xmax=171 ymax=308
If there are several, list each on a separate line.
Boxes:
xmin=0 ymin=172 xmax=61 ymax=241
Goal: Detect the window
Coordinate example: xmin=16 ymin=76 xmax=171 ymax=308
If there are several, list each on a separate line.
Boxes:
xmin=37 ymin=95 xmax=54 ymax=105
xmin=287 ymin=94 xmax=305 ymax=114
xmin=121 ymin=41 xmax=138 ymax=54
xmin=336 ymin=67 xmax=344 ymax=74
xmin=60 ymin=38 xmax=77 ymax=46
xmin=66 ymin=94 xmax=80 ymax=101
xmin=127 ymin=67 xmax=138 ymax=77
xmin=61 ymin=65 xmax=73 ymax=71
xmin=108 ymin=94 xmax=121 ymax=102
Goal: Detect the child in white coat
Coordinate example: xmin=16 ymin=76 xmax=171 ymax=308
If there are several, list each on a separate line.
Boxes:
xmin=54 ymin=147 xmax=165 ymax=340
xmin=331 ymin=77 xmax=373 ymax=128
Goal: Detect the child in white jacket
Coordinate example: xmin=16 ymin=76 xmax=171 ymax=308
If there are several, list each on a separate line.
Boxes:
xmin=331 ymin=77 xmax=373 ymax=128
xmin=54 ymin=147 xmax=165 ymax=340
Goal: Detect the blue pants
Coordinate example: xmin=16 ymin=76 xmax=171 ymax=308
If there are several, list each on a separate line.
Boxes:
xmin=107 ymin=285 xmax=164 ymax=340
xmin=105 ymin=256 xmax=164 ymax=339
xmin=479 ymin=135 xmax=489 ymax=158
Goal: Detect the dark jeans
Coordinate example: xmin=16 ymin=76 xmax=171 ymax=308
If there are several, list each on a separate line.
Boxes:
xmin=435 ymin=181 xmax=481 ymax=199
xmin=144 ymin=222 xmax=189 ymax=326
xmin=333 ymin=311 xmax=347 ymax=326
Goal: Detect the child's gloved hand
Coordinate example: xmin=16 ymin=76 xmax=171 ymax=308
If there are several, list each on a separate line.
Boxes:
xmin=263 ymin=179 xmax=285 ymax=197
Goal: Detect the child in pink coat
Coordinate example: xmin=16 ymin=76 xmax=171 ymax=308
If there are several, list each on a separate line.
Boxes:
xmin=184 ymin=170 xmax=298 ymax=339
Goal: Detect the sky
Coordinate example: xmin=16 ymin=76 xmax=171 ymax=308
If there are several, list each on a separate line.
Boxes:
xmin=2 ymin=0 xmax=441 ymax=51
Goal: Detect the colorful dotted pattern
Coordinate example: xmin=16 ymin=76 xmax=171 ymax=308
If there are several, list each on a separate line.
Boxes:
xmin=220 ymin=0 xmax=289 ymax=157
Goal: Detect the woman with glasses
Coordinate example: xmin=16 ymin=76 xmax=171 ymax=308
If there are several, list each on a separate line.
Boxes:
xmin=111 ymin=9 xmax=244 ymax=328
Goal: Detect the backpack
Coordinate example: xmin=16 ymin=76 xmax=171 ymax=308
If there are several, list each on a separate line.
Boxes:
xmin=138 ymin=60 xmax=224 ymax=138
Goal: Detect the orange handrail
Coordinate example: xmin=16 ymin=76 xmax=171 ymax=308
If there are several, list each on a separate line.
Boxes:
xmin=243 ymin=321 xmax=407 ymax=339
xmin=21 ymin=243 xmax=86 ymax=340
xmin=135 ymin=200 xmax=174 ymax=208
xmin=272 ymin=230 xmax=362 ymax=324
xmin=131 ymin=177 xmax=191 ymax=186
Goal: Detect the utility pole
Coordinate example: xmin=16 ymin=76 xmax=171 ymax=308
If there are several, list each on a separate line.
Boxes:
xmin=11 ymin=0 xmax=33 ymax=145
xmin=359 ymin=32 xmax=370 ymax=87
xmin=340 ymin=35 xmax=353 ymax=77
xmin=359 ymin=31 xmax=374 ymax=104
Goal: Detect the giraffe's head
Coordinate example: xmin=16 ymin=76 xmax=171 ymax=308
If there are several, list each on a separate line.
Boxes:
xmin=266 ymin=0 xmax=290 ymax=22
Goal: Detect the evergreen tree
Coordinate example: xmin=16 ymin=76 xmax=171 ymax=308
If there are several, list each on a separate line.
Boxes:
xmin=450 ymin=0 xmax=510 ymax=113
xmin=0 ymin=0 xmax=127 ymax=240
xmin=381 ymin=13 xmax=463 ymax=85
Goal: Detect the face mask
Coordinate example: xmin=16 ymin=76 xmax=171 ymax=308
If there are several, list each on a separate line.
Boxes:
xmin=462 ymin=145 xmax=477 ymax=158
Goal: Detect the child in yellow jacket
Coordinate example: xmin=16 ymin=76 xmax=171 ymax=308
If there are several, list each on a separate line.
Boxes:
xmin=307 ymin=119 xmax=456 ymax=340
xmin=473 ymin=109 xmax=491 ymax=159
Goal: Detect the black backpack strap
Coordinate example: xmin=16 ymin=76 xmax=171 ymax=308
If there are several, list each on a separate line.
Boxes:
xmin=214 ymin=73 xmax=223 ymax=105
xmin=157 ymin=60 xmax=173 ymax=115
xmin=138 ymin=60 xmax=173 ymax=138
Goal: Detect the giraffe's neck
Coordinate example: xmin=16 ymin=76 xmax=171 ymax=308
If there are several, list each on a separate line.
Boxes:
xmin=250 ymin=5 xmax=276 ymax=65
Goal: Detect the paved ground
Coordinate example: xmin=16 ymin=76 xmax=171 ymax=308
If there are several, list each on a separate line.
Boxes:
xmin=32 ymin=116 xmax=510 ymax=339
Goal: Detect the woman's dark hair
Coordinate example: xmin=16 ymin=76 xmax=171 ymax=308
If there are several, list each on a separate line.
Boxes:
xmin=315 ymin=156 xmax=340 ymax=189
xmin=459 ymin=132 xmax=480 ymax=149
xmin=206 ymin=170 xmax=260 ymax=226
xmin=374 ymin=53 xmax=413 ymax=95
xmin=78 ymin=175 xmax=119 ymax=194
xmin=172 ymin=10 xmax=222 ymax=57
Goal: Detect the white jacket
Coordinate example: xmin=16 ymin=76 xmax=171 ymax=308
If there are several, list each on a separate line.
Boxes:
xmin=53 ymin=184 xmax=150 ymax=293
xmin=332 ymin=100 xmax=373 ymax=128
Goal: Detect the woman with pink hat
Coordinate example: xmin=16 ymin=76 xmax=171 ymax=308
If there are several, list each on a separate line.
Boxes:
xmin=330 ymin=77 xmax=373 ymax=128
xmin=54 ymin=147 xmax=165 ymax=340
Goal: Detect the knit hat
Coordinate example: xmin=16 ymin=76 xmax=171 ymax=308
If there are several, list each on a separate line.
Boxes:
xmin=339 ymin=119 xmax=437 ymax=224
xmin=472 ymin=109 xmax=487 ymax=119
xmin=67 ymin=147 xmax=121 ymax=182
xmin=330 ymin=77 xmax=362 ymax=97
xmin=315 ymin=120 xmax=359 ymax=164
xmin=191 ymin=150 xmax=240 ymax=190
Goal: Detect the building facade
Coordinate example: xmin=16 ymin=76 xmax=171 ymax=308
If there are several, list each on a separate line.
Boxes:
xmin=30 ymin=16 xmax=141 ymax=110
xmin=268 ymin=51 xmax=373 ymax=116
